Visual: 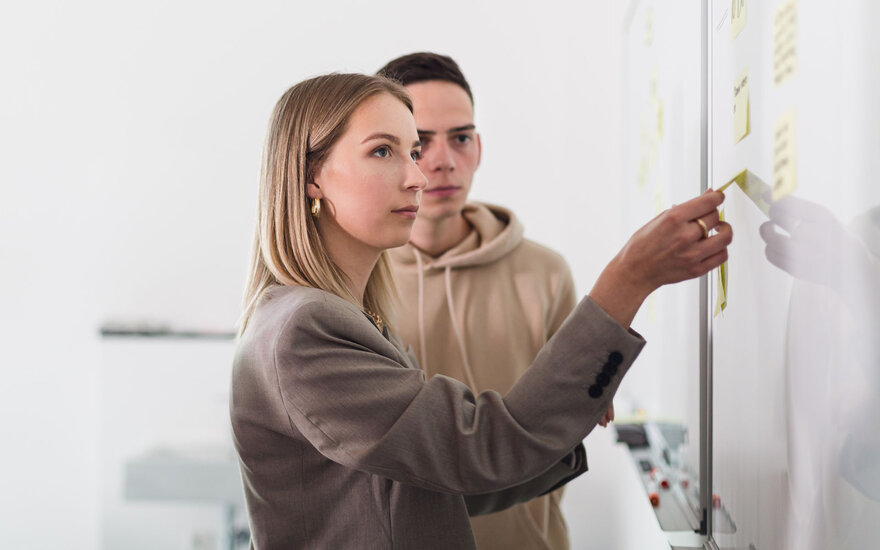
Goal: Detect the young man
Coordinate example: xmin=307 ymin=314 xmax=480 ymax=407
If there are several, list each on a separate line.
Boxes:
xmin=378 ymin=53 xmax=613 ymax=550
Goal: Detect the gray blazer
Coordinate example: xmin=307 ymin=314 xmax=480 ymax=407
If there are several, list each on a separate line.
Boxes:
xmin=230 ymin=285 xmax=645 ymax=549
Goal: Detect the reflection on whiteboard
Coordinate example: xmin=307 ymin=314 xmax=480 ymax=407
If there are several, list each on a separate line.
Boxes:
xmin=710 ymin=0 xmax=880 ymax=548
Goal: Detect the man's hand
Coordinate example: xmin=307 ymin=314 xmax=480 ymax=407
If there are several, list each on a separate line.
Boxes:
xmin=598 ymin=403 xmax=615 ymax=428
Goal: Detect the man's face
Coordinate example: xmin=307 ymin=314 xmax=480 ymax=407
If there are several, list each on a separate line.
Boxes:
xmin=406 ymin=80 xmax=481 ymax=223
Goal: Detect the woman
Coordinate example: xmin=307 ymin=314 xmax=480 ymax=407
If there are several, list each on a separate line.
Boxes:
xmin=231 ymin=73 xmax=730 ymax=549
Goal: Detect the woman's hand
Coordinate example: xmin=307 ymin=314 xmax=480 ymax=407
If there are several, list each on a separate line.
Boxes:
xmin=590 ymin=190 xmax=732 ymax=328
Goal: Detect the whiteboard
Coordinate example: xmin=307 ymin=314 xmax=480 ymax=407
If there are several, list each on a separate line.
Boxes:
xmin=710 ymin=1 xmax=880 ymax=549
xmin=623 ymin=1 xmax=880 ymax=548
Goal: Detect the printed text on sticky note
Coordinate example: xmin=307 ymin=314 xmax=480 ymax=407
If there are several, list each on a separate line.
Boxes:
xmin=773 ymin=110 xmax=797 ymax=200
xmin=734 ymin=68 xmax=750 ymax=144
xmin=774 ymin=0 xmax=797 ymax=86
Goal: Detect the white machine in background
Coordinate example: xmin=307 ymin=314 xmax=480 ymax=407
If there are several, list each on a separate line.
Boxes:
xmin=100 ymin=332 xmax=248 ymax=550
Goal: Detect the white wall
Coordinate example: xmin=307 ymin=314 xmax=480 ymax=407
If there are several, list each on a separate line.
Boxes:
xmin=0 ymin=1 xmax=631 ymax=548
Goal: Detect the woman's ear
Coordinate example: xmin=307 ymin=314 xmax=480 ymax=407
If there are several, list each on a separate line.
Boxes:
xmin=306 ymin=181 xmax=321 ymax=200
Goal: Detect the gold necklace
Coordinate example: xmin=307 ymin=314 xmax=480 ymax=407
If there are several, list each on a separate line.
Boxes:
xmin=364 ymin=308 xmax=385 ymax=332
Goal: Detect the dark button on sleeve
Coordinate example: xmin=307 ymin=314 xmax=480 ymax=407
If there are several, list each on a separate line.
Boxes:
xmin=602 ymin=363 xmax=618 ymax=376
xmin=608 ymin=351 xmax=623 ymax=366
xmin=588 ymin=384 xmax=603 ymax=399
xmin=596 ymin=372 xmax=611 ymax=387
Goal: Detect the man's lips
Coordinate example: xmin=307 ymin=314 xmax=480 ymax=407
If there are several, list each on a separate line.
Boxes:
xmin=424 ymin=186 xmax=460 ymax=197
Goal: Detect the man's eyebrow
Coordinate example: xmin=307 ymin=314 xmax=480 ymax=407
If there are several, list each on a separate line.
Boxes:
xmin=361 ymin=133 xmax=401 ymax=145
xmin=417 ymin=124 xmax=476 ymax=136
xmin=447 ymin=124 xmax=476 ymax=133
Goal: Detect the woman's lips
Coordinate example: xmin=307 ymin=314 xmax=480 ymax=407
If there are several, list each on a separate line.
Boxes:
xmin=392 ymin=205 xmax=419 ymax=219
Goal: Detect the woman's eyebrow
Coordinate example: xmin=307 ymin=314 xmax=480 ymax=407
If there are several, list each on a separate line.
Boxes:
xmin=361 ymin=132 xmax=401 ymax=145
xmin=361 ymin=133 xmax=420 ymax=149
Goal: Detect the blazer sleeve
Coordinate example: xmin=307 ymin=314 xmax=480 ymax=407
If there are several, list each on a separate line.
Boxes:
xmin=272 ymin=293 xmax=644 ymax=496
xmin=464 ymin=443 xmax=587 ymax=516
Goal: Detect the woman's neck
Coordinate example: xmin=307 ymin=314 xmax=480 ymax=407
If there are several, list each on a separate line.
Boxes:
xmin=318 ymin=220 xmax=380 ymax=306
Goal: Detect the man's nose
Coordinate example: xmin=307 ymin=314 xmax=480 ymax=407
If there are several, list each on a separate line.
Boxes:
xmin=427 ymin=140 xmax=455 ymax=172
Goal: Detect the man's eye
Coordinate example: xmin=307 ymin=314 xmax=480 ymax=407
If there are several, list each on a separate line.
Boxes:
xmin=455 ymin=134 xmax=471 ymax=144
xmin=373 ymin=146 xmax=391 ymax=158
xmin=411 ymin=150 xmax=421 ymax=161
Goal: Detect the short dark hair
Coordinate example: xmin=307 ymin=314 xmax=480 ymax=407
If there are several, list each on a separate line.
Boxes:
xmin=377 ymin=52 xmax=473 ymax=104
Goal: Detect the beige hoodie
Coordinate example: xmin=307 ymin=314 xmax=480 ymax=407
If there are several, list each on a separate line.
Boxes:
xmin=389 ymin=202 xmax=577 ymax=550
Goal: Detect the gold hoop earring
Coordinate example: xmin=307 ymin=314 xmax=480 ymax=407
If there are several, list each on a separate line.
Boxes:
xmin=311 ymin=198 xmax=321 ymax=219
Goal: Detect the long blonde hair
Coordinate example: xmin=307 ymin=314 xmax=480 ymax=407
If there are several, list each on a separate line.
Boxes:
xmin=240 ymin=73 xmax=412 ymax=335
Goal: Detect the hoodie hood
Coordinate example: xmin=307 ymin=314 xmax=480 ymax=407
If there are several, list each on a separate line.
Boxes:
xmin=389 ymin=202 xmax=524 ymax=270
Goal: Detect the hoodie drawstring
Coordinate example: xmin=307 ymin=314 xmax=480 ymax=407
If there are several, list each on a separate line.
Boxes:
xmin=444 ymin=266 xmax=479 ymax=391
xmin=413 ymin=248 xmax=479 ymax=392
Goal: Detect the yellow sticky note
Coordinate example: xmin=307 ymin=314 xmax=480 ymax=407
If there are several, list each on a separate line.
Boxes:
xmin=657 ymin=99 xmax=664 ymax=140
xmin=773 ymin=110 xmax=797 ymax=200
xmin=774 ymin=0 xmax=797 ymax=86
xmin=717 ymin=178 xmax=736 ymax=194
xmin=724 ymin=169 xmax=772 ymax=216
xmin=731 ymin=0 xmax=747 ymax=39
xmin=733 ymin=68 xmax=750 ymax=144
xmin=714 ymin=209 xmax=728 ymax=317
xmin=714 ymin=258 xmax=728 ymax=317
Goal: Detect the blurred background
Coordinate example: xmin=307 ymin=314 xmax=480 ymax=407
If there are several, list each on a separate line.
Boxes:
xmin=2 ymin=1 xmax=652 ymax=548
xmin=6 ymin=1 xmax=880 ymax=549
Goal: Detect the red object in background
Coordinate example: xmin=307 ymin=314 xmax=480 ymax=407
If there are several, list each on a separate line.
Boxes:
xmin=660 ymin=479 xmax=670 ymax=490
xmin=713 ymin=493 xmax=721 ymax=509
xmin=649 ymin=493 xmax=661 ymax=507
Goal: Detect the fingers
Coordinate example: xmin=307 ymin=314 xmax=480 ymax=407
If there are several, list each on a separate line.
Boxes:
xmin=691 ymin=221 xmax=733 ymax=261
xmin=697 ymin=246 xmax=729 ymax=274
xmin=598 ymin=404 xmax=615 ymax=428
xmin=699 ymin=209 xmax=722 ymax=231
xmin=692 ymin=209 xmax=722 ymax=241
xmin=675 ymin=190 xmax=725 ymax=222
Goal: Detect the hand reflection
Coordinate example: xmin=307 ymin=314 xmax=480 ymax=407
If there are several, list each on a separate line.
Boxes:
xmin=759 ymin=197 xmax=880 ymax=322
xmin=759 ymin=196 xmax=880 ymax=512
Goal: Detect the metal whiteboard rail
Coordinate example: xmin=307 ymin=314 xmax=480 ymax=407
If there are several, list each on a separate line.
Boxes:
xmin=699 ymin=0 xmax=714 ymax=540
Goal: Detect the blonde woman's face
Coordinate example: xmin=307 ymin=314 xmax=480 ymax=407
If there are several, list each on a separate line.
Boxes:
xmin=311 ymin=93 xmax=427 ymax=253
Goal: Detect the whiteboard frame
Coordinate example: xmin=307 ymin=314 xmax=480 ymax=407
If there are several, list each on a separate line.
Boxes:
xmin=699 ymin=0 xmax=714 ymax=539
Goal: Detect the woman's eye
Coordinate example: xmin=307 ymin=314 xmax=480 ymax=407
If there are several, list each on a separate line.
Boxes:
xmin=373 ymin=146 xmax=391 ymax=158
xmin=411 ymin=150 xmax=421 ymax=162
